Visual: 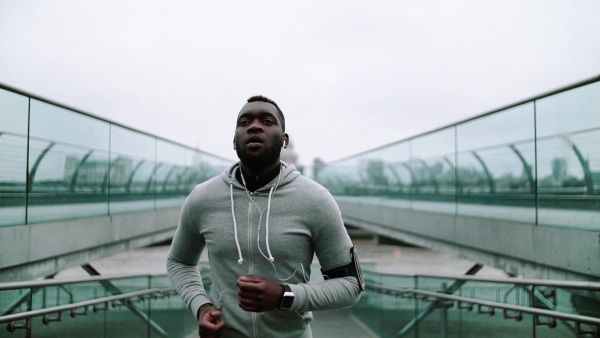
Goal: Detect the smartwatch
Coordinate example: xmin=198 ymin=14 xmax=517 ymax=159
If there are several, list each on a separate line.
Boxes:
xmin=279 ymin=284 xmax=295 ymax=310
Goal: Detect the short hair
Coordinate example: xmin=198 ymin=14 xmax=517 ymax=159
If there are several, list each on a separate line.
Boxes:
xmin=247 ymin=95 xmax=285 ymax=131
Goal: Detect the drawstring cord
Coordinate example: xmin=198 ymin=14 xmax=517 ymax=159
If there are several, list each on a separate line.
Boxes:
xmin=230 ymin=183 xmax=244 ymax=264
xmin=231 ymin=163 xmax=308 ymax=282
xmin=261 ymin=186 xmax=275 ymax=262
xmin=240 ymin=166 xmax=282 ymax=263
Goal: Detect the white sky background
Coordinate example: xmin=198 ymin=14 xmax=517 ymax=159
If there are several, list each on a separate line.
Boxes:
xmin=1 ymin=1 xmax=599 ymax=166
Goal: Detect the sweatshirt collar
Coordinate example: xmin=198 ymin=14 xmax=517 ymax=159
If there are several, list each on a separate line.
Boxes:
xmin=235 ymin=164 xmax=281 ymax=192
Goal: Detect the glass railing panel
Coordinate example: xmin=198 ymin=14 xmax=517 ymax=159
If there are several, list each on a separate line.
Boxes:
xmin=14 ymin=278 xmax=160 ymax=312
xmin=156 ymin=140 xmax=188 ymax=209
xmin=0 ymin=291 xmax=194 ymax=338
xmin=0 ymin=86 xmax=236 ymax=227
xmin=191 ymin=152 xmax=231 ymax=184
xmin=24 ymin=315 xmax=105 ymax=338
xmin=318 ymin=141 xmax=412 ymax=203
xmin=144 ymin=276 xmax=201 ymax=338
xmin=27 ymin=141 xmax=110 ymax=223
xmin=453 ymin=306 xmax=534 ymax=338
xmin=345 ymin=271 xmax=404 ymax=336
xmin=458 ymin=281 xmax=529 ymax=307
xmin=547 ymin=287 xmax=600 ymax=322
xmin=317 ymin=164 xmax=360 ymax=196
xmin=456 ymin=103 xmax=536 ymax=223
xmin=415 ymin=298 xmax=448 ymax=338
xmin=0 ymin=88 xmax=28 ymax=226
xmin=149 ymin=275 xmax=173 ymax=289
xmin=109 ymin=125 xmax=156 ymax=213
xmin=363 ymin=270 xmax=414 ymax=289
xmin=410 ymin=127 xmax=457 ymax=214
xmin=105 ymin=300 xmax=149 ymax=338
xmin=352 ymin=288 xmax=417 ymax=338
xmin=355 ymin=144 xmax=410 ymax=198
xmin=28 ymin=100 xmax=110 ymax=223
xmin=536 ymin=81 xmax=600 ymax=230
xmin=0 ymin=289 xmax=30 ymax=316
xmin=29 ymin=100 xmax=110 ymax=154
xmin=149 ymin=291 xmax=197 ymax=338
xmin=108 ymin=276 xmax=151 ymax=295
xmin=187 ymin=150 xmax=211 ymax=187
xmin=181 ymin=151 xmax=231 ymax=196
xmin=0 ymin=278 xmax=194 ymax=338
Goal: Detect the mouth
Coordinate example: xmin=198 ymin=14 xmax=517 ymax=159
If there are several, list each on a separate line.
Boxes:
xmin=245 ymin=136 xmax=264 ymax=145
xmin=246 ymin=135 xmax=264 ymax=148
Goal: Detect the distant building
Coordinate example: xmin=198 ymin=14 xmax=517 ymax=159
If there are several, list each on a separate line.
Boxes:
xmin=64 ymin=156 xmax=106 ymax=186
xmin=281 ymin=141 xmax=298 ymax=166
xmin=64 ymin=156 xmax=132 ymax=187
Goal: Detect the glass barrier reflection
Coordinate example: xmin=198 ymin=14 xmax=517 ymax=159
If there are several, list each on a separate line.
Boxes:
xmin=316 ymin=80 xmax=600 ymax=231
xmin=0 ymin=86 xmax=233 ymax=228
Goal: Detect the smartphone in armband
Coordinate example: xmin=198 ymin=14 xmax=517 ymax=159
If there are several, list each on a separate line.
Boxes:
xmin=350 ymin=246 xmax=365 ymax=291
xmin=321 ymin=246 xmax=365 ymax=291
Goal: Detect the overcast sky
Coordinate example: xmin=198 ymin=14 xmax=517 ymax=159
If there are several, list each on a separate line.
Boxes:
xmin=1 ymin=0 xmax=599 ymax=166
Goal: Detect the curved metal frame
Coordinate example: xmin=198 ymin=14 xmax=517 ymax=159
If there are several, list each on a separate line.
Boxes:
xmin=145 ymin=163 xmax=161 ymax=193
xmin=27 ymin=142 xmax=55 ymax=193
xmin=401 ymin=162 xmax=418 ymax=193
xmin=508 ymin=144 xmax=535 ymax=193
xmin=68 ymin=150 xmax=94 ymax=192
xmin=562 ymin=136 xmax=595 ymax=194
xmin=471 ymin=151 xmax=496 ymax=194
xmin=161 ymin=165 xmax=179 ymax=192
xmin=125 ymin=160 xmax=145 ymax=193
xmin=414 ymin=158 xmax=440 ymax=194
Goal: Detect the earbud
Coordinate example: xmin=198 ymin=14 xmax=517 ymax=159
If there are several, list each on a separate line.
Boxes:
xmin=283 ymin=140 xmax=287 ymax=148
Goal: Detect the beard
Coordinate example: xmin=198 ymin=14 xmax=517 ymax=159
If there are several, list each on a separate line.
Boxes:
xmin=235 ymin=138 xmax=284 ymax=168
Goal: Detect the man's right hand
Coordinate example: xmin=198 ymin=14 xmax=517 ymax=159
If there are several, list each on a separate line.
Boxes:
xmin=198 ymin=303 xmax=224 ymax=338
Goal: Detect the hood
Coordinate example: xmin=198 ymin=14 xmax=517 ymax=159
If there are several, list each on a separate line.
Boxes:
xmin=220 ymin=161 xmax=300 ymax=191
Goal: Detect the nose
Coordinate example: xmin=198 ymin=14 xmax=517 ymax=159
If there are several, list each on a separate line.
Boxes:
xmin=247 ymin=120 xmax=263 ymax=133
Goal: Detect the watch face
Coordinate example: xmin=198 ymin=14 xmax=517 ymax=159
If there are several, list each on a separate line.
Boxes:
xmin=281 ymin=293 xmax=294 ymax=309
xmin=280 ymin=286 xmax=294 ymax=310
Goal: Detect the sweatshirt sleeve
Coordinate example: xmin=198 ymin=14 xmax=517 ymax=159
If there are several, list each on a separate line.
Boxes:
xmin=288 ymin=188 xmax=362 ymax=312
xmin=166 ymin=195 xmax=211 ymax=318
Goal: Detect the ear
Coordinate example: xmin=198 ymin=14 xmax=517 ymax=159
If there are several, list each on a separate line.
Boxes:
xmin=282 ymin=133 xmax=289 ymax=148
xmin=233 ymin=139 xmax=236 ymax=150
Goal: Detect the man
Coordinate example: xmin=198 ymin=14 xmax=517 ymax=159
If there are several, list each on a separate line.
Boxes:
xmin=167 ymin=95 xmax=363 ymax=338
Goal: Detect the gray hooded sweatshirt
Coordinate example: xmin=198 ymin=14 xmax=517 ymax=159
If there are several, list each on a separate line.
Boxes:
xmin=167 ymin=162 xmax=361 ymax=338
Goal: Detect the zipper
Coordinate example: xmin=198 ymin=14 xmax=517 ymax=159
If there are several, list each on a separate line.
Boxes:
xmin=247 ymin=192 xmax=254 ymax=276
xmin=247 ymin=192 xmax=258 ymax=338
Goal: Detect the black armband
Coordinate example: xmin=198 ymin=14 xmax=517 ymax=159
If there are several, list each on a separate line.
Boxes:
xmin=321 ymin=246 xmax=365 ymax=291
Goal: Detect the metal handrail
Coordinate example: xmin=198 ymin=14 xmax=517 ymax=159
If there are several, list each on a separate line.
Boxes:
xmin=5 ymin=269 xmax=594 ymax=293
xmin=0 ymin=273 xmax=161 ymax=291
xmin=368 ymin=284 xmax=600 ymax=327
xmin=0 ymin=287 xmax=174 ymax=324
xmin=362 ymin=269 xmax=600 ymax=291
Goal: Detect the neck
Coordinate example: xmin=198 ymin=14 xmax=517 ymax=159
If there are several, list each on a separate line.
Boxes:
xmin=239 ymin=160 xmax=281 ymax=180
xmin=238 ymin=160 xmax=282 ymax=192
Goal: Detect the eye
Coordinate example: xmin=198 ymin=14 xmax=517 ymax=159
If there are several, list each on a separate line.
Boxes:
xmin=238 ymin=119 xmax=250 ymax=126
xmin=263 ymin=118 xmax=275 ymax=126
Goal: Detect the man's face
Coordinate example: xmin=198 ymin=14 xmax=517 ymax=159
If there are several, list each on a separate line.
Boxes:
xmin=234 ymin=101 xmax=288 ymax=168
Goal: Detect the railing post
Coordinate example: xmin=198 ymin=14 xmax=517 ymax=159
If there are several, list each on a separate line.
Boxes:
xmin=26 ymin=287 xmax=33 ymax=338
xmin=531 ymin=286 xmax=537 ymax=338
xmin=440 ymin=282 xmax=448 ymax=338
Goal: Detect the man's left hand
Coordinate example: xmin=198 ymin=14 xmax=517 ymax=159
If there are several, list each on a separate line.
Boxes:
xmin=237 ymin=275 xmax=284 ymax=312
